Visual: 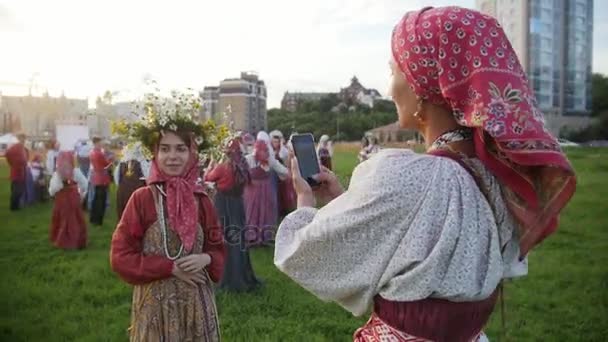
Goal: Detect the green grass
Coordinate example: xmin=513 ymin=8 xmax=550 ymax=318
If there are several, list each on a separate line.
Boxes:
xmin=0 ymin=147 xmax=607 ymax=341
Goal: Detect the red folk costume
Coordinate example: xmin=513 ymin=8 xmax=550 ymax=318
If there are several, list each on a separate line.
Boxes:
xmin=353 ymin=6 xmax=576 ymax=341
xmin=274 ymin=6 xmax=576 ymax=342
xmin=110 ymin=142 xmax=225 ymax=341
xmin=49 ymin=151 xmax=88 ymax=249
xmin=89 ymin=147 xmax=112 ymax=186
xmin=5 ymin=142 xmax=28 ymax=182
xmin=390 ymin=6 xmax=575 ymax=257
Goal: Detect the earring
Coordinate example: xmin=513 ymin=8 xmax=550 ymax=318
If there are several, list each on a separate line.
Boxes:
xmin=412 ymin=99 xmax=423 ymax=118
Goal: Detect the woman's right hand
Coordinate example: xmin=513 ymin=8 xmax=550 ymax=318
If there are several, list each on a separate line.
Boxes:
xmin=172 ymin=264 xmax=207 ymax=286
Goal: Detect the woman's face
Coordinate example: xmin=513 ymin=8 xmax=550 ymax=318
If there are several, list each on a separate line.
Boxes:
xmin=271 ymin=137 xmax=281 ymax=151
xmin=388 ymin=59 xmax=420 ymax=130
xmin=157 ymin=131 xmax=190 ymax=176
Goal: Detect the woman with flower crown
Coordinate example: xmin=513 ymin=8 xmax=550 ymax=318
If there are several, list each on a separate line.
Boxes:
xmin=110 ymin=91 xmax=226 ymax=341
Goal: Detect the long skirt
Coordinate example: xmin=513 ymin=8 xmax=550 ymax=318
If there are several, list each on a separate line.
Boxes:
xmin=214 ymin=190 xmax=261 ymax=292
xmin=243 ymin=168 xmax=277 ymax=247
xmin=129 ymin=201 xmax=220 ymax=342
xmin=116 ymin=179 xmax=146 ymax=220
xmin=22 ymin=167 xmax=36 ymax=206
xmin=49 ymin=185 xmax=87 ymax=249
xmin=87 ymin=180 xmax=110 ymax=211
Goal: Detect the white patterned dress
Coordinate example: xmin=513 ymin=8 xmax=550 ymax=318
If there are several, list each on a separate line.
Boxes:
xmin=274 ymin=149 xmax=528 ymax=340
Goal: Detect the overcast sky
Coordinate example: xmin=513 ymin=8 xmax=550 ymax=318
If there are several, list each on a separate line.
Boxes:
xmin=1 ymin=0 xmax=606 ymax=108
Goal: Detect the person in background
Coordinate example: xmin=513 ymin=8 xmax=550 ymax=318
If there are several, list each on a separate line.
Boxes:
xmin=274 ymin=6 xmax=576 ymax=341
xmin=270 ymin=130 xmax=296 ymax=215
xmin=205 ymin=138 xmax=261 ymax=292
xmin=358 ymin=133 xmax=381 ymax=163
xmin=317 ymin=134 xmax=333 ymax=171
xmin=46 ymin=139 xmax=59 ymax=177
xmin=270 ymin=130 xmax=289 ymax=164
xmin=49 ymin=151 xmax=88 ymax=249
xmin=242 ymin=132 xmax=255 ymax=155
xmin=5 ymin=133 xmax=28 ymax=211
xmin=244 ymin=132 xmax=289 ymax=246
xmin=114 ymin=142 xmax=150 ymax=220
xmin=103 ymin=140 xmax=116 ymax=182
xmin=75 ymin=139 xmax=92 ymax=178
xmin=29 ymin=153 xmax=46 ymax=202
xmin=89 ymin=136 xmax=112 ymax=226
xmin=22 ymin=143 xmax=36 ymax=207
xmin=244 ymin=138 xmax=284 ymax=247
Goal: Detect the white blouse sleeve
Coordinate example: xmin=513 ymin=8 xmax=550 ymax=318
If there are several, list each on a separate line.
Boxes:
xmin=73 ymin=168 xmax=88 ymax=198
xmin=274 ymin=150 xmax=436 ymax=316
xmin=274 ymin=149 xmax=514 ymax=316
xmin=245 ymin=154 xmax=256 ymax=169
xmin=113 ymin=163 xmax=122 ymax=185
xmin=46 ymin=153 xmax=56 ymax=174
xmin=270 ymin=157 xmax=288 ymax=179
xmin=48 ymin=172 xmax=63 ymax=197
xmin=140 ymin=160 xmax=151 ymax=180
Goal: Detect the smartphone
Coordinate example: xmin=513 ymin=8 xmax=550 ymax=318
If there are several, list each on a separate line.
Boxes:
xmin=290 ymin=133 xmax=321 ymax=187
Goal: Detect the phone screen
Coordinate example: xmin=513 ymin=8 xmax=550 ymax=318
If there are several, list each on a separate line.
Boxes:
xmin=291 ymin=134 xmax=321 ymax=185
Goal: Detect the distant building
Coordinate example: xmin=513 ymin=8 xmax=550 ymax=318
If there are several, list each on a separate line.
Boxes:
xmin=368 ymin=122 xmax=418 ymax=144
xmin=281 ymin=92 xmax=333 ymax=112
xmin=281 ymin=76 xmax=383 ymax=112
xmin=0 ymin=92 xmax=88 ymax=138
xmin=202 ymin=72 xmax=267 ymax=133
xmin=90 ymin=100 xmax=137 ymax=138
xmin=340 ymin=76 xmax=383 ymax=107
xmin=476 ymin=0 xmax=594 ymax=135
xmin=200 ymin=86 xmax=219 ymax=121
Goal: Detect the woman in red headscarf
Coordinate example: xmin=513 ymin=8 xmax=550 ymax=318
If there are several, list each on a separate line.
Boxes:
xmin=49 ymin=151 xmax=88 ymax=249
xmin=243 ymin=137 xmax=284 ymax=247
xmin=110 ymin=128 xmax=226 ymax=341
xmin=204 ymin=137 xmax=262 ymax=292
xmin=274 ymin=6 xmax=576 ymax=341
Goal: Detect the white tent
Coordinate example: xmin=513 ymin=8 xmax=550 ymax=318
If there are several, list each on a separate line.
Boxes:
xmin=0 ymin=133 xmax=18 ymax=145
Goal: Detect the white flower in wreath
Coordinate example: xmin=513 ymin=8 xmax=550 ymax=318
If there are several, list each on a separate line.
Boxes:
xmin=195 ymin=136 xmax=204 ymax=146
xmin=159 ymin=115 xmax=169 ymax=127
xmin=169 ymin=123 xmax=178 ymax=131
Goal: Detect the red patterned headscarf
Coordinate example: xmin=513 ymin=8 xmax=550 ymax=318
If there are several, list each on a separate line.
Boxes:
xmin=56 ymin=151 xmax=75 ymax=181
xmin=392 ymin=6 xmax=576 ymax=256
xmin=147 ymin=134 xmax=203 ymax=253
xmin=254 ymin=140 xmax=270 ymax=166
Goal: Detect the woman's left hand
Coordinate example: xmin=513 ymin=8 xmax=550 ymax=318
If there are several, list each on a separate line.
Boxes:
xmin=176 ymin=253 xmax=212 ymax=274
xmin=290 ymin=155 xmax=315 ymax=208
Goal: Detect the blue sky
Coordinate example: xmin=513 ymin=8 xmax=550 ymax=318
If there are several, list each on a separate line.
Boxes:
xmin=1 ymin=0 xmax=606 ymax=108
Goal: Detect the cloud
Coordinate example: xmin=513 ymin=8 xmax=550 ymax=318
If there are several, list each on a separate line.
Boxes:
xmin=0 ymin=0 xmax=605 ymax=109
xmin=0 ymin=4 xmax=23 ymax=32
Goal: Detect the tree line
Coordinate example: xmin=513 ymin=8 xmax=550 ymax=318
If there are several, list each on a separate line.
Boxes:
xmin=268 ymin=74 xmax=608 ymax=143
xmin=267 ymin=95 xmax=398 ymax=141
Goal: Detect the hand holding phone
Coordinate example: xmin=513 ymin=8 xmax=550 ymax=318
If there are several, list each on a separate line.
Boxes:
xmin=290 ymin=134 xmax=321 ymax=187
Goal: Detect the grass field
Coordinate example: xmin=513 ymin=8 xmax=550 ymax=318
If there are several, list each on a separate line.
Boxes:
xmin=0 ymin=146 xmax=607 ymax=341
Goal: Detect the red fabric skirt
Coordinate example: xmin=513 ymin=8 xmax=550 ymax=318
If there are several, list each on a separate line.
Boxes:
xmin=354 ymin=292 xmax=498 ymax=342
xmin=50 ymin=185 xmax=87 ymax=249
xmin=353 ymin=313 xmax=487 ymax=342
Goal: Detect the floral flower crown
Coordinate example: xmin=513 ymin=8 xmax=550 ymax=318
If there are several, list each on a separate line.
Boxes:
xmin=111 ymin=87 xmax=237 ymax=164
